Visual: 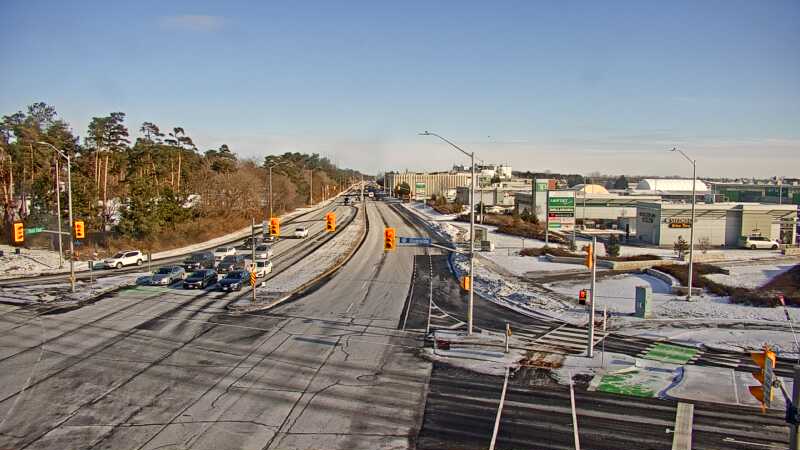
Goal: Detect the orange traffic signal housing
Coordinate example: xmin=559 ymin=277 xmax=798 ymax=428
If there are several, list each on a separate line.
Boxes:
xmin=12 ymin=222 xmax=24 ymax=245
xmin=384 ymin=227 xmax=396 ymax=251
xmin=73 ymin=220 xmax=85 ymax=239
xmin=460 ymin=276 xmax=471 ymax=291
xmin=269 ymin=217 xmax=280 ymax=237
xmin=583 ymin=244 xmax=593 ymax=269
xmin=748 ymin=346 xmax=777 ymax=412
xmin=325 ymin=212 xmax=336 ymax=232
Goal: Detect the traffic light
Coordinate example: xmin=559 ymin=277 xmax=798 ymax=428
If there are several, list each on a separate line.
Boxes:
xmin=325 ymin=212 xmax=336 ymax=232
xmin=582 ymin=244 xmax=593 ymax=270
xmin=12 ymin=222 xmax=24 ymax=245
xmin=269 ymin=217 xmax=280 ymax=237
xmin=73 ymin=220 xmax=85 ymax=239
xmin=460 ymin=276 xmax=472 ymax=291
xmin=384 ymin=227 xmax=396 ymax=251
xmin=579 ymin=289 xmax=588 ymax=305
xmin=749 ymin=345 xmax=777 ymax=412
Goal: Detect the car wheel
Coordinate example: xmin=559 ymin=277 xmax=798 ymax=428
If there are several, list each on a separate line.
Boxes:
xmin=750 ymin=245 xmax=757 ymax=250
xmin=772 ymin=244 xmax=778 ymax=250
xmin=136 ymin=259 xmax=143 ymax=266
xmin=116 ymin=262 xmax=123 ymax=269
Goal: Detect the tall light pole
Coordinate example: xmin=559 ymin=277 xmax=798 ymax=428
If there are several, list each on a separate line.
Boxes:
xmin=420 ymin=131 xmax=477 ymax=335
xmin=671 ymin=147 xmax=696 ymax=301
xmin=38 ymin=142 xmax=75 ymax=293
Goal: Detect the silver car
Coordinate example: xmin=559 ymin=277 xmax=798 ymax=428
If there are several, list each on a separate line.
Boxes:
xmin=253 ymin=244 xmax=273 ymax=260
xmin=150 ymin=266 xmax=186 ymax=285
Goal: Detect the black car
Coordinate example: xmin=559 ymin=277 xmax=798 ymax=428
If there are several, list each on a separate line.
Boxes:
xmin=218 ymin=270 xmax=251 ymax=292
xmin=183 ymin=251 xmax=215 ymax=271
xmin=217 ymin=255 xmax=248 ymax=274
xmin=183 ymin=269 xmax=217 ymax=289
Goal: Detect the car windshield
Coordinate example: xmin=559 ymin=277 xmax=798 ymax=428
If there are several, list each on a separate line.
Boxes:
xmin=112 ymin=252 xmax=125 ymax=258
xmin=256 ymin=245 xmax=268 ymax=251
xmin=187 ymin=253 xmax=205 ymax=261
xmin=215 ymin=247 xmax=229 ymax=253
xmin=225 ymin=271 xmax=245 ymax=279
xmin=156 ymin=268 xmax=172 ymax=274
xmin=188 ymin=271 xmax=203 ymax=278
xmin=221 ymin=256 xmax=236 ymax=263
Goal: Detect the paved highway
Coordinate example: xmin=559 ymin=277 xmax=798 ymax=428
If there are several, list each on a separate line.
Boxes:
xmin=0 ymin=200 xmax=431 ymax=450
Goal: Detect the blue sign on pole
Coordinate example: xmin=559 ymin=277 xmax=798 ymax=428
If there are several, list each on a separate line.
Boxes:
xmin=398 ymin=237 xmax=432 ymax=246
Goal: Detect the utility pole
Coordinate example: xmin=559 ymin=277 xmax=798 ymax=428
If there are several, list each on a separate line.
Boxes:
xmin=39 ymin=142 xmax=74 ymax=292
xmin=420 ymin=131 xmax=477 ymax=335
xmin=545 ymin=190 xmax=550 ymax=246
xmin=671 ymin=148 xmax=696 ymax=301
xmin=308 ymin=169 xmax=313 ymax=205
xmin=251 ymin=218 xmax=257 ymax=303
xmin=54 ymin=154 xmax=63 ymax=268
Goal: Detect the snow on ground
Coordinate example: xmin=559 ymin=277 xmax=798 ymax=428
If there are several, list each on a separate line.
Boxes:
xmin=705 ymin=261 xmax=796 ymax=289
xmin=242 ymin=204 xmax=366 ymax=304
xmin=402 ymin=200 xmax=800 ymax=355
xmin=0 ymin=270 xmax=148 ymax=306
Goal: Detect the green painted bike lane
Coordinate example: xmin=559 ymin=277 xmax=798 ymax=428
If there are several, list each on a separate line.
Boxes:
xmin=592 ymin=343 xmax=697 ymax=398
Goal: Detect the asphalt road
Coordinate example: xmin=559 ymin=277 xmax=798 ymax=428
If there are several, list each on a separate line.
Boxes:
xmin=0 ymin=200 xmax=431 ymax=450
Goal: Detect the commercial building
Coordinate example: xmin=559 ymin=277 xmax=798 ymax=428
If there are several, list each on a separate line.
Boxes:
xmin=636 ymin=202 xmax=797 ymax=247
xmin=708 ymin=181 xmax=800 ymax=205
xmin=631 ymin=179 xmax=709 ymax=203
xmin=385 ymin=171 xmax=472 ymax=200
xmin=515 ymin=184 xmax=660 ymax=234
xmin=455 ymin=180 xmax=532 ymax=208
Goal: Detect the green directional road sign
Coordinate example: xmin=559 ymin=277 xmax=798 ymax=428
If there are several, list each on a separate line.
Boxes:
xmin=25 ymin=227 xmax=44 ymax=235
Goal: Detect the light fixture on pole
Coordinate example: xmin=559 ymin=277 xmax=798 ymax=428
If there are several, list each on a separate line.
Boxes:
xmin=670 ymin=147 xmax=697 ymax=301
xmin=37 ymin=142 xmax=75 ymax=293
xmin=420 ymin=131 xmax=477 ymax=335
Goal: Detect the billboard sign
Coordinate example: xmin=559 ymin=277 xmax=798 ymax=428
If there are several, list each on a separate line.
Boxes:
xmin=547 ymin=192 xmax=575 ymax=230
xmin=414 ymin=182 xmax=427 ymax=200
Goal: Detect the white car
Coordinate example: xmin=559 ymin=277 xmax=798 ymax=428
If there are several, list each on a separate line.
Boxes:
xmin=293 ymin=227 xmax=309 ymax=238
xmin=740 ymin=236 xmax=780 ymax=250
xmin=214 ymin=246 xmax=237 ymax=261
xmin=253 ymin=259 xmax=273 ymax=278
xmin=99 ymin=250 xmax=144 ymax=269
xmin=253 ymin=244 xmax=273 ymax=260
xmin=150 ymin=266 xmax=186 ymax=285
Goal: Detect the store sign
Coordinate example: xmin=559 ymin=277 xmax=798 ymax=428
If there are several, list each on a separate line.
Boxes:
xmin=667 ymin=217 xmax=692 ymax=228
xmin=414 ymin=182 xmax=426 ymax=200
xmin=547 ymin=192 xmax=575 ymax=230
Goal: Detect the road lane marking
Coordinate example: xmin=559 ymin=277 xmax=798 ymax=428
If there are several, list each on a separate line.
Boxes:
xmin=671 ymin=402 xmax=693 ymax=450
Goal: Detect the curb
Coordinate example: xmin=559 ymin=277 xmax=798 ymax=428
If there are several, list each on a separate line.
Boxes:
xmin=229 ymin=202 xmax=369 ymax=314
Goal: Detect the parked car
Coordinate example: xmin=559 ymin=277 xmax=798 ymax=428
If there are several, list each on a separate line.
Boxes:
xmin=183 ymin=269 xmax=218 ymax=289
xmin=214 ymin=246 xmax=237 ymax=261
xmin=253 ymin=244 xmax=273 ymax=260
xmin=253 ymin=259 xmax=273 ymax=278
xmin=294 ymin=226 xmax=309 ymax=238
xmin=182 ymin=251 xmax=215 ymax=271
xmin=150 ymin=266 xmax=186 ymax=285
xmin=217 ymin=254 xmax=249 ymax=274
xmin=97 ymin=250 xmax=144 ymax=269
xmin=218 ymin=270 xmax=252 ymax=292
xmin=740 ymin=236 xmax=780 ymax=250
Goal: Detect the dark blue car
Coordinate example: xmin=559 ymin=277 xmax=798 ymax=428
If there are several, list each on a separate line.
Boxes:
xmin=183 ymin=269 xmax=217 ymax=289
xmin=218 ymin=270 xmax=252 ymax=292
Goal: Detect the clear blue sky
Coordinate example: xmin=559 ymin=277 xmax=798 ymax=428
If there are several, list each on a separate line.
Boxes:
xmin=2 ymin=0 xmax=798 ymax=177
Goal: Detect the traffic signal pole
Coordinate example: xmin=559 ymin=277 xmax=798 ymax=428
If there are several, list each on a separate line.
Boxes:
xmin=65 ymin=154 xmax=75 ymax=293
xmin=587 ymin=236 xmax=597 ymax=358
xmin=792 ymin=365 xmax=800 ymax=450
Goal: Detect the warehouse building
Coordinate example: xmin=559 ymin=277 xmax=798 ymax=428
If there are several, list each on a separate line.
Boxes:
xmin=455 ymin=180 xmax=532 ymax=208
xmin=385 ymin=171 xmax=472 ymax=200
xmin=635 ymin=202 xmax=797 ymax=247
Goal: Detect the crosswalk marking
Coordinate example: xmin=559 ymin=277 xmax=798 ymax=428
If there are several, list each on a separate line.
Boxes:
xmin=531 ymin=324 xmax=607 ymax=353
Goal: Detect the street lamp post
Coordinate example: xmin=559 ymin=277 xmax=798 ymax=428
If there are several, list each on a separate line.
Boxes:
xmin=420 ymin=131 xmax=477 ymax=335
xmin=37 ymin=142 xmax=75 ymax=293
xmin=671 ymin=147 xmax=696 ymax=301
